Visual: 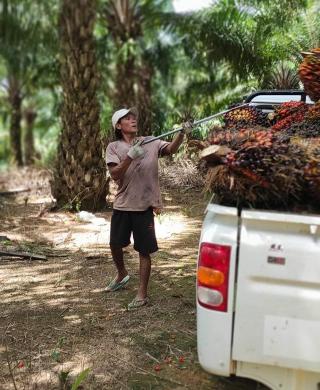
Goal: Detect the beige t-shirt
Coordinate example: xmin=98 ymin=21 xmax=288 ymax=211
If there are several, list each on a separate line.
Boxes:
xmin=106 ymin=137 xmax=169 ymax=211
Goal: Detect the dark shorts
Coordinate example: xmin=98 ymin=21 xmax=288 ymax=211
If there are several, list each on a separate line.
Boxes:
xmin=110 ymin=208 xmax=158 ymax=256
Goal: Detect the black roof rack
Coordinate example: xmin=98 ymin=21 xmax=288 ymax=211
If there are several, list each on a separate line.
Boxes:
xmin=244 ymin=90 xmax=308 ymax=103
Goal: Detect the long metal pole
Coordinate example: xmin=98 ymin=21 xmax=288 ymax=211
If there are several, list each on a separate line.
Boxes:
xmin=141 ymin=103 xmax=249 ymax=145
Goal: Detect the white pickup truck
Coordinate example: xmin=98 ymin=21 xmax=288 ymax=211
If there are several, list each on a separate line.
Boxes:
xmin=196 ymin=91 xmax=320 ymax=390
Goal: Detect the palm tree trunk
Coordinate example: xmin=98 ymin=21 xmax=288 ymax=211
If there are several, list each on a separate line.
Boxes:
xmin=8 ymin=77 xmax=23 ymax=166
xmin=136 ymin=63 xmax=153 ymax=135
xmin=52 ymin=0 xmax=107 ymax=211
xmin=23 ymin=107 xmax=38 ymax=165
xmin=114 ymin=56 xmax=136 ymax=108
xmin=105 ymin=0 xmax=154 ymax=135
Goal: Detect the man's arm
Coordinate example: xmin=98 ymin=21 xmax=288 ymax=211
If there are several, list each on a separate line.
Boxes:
xmin=107 ymin=140 xmax=145 ymax=180
xmin=108 ymin=158 xmax=132 ymax=181
xmin=161 ymin=132 xmax=184 ymax=156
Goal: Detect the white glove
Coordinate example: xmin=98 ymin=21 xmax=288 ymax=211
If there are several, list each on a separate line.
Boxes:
xmin=127 ymin=140 xmax=144 ymax=160
xmin=181 ymin=120 xmax=194 ymax=135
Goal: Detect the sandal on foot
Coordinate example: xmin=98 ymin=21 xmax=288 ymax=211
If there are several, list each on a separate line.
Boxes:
xmin=104 ymin=275 xmax=130 ymax=292
xmin=127 ymin=297 xmax=149 ymax=310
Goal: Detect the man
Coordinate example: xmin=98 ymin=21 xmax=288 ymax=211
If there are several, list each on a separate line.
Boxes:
xmin=105 ymin=107 xmax=191 ymax=309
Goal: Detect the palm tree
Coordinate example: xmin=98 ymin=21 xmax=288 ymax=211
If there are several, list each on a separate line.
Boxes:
xmin=0 ymin=0 xmax=29 ymax=165
xmin=265 ymin=62 xmax=300 ymax=90
xmin=23 ymin=106 xmax=38 ymax=165
xmin=177 ymin=0 xmax=308 ymax=83
xmin=7 ymin=76 xmax=23 ymax=165
xmin=0 ymin=0 xmax=55 ymax=166
xmin=276 ymin=0 xmax=320 ymax=60
xmin=251 ymin=0 xmax=319 ymax=88
xmin=102 ymin=0 xmax=175 ymax=135
xmin=51 ymin=0 xmax=106 ymax=210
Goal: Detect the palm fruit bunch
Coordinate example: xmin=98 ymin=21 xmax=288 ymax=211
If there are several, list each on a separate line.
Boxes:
xmin=222 ymin=141 xmax=307 ymax=208
xmin=283 ymin=102 xmax=320 ymax=138
xmin=224 ymin=106 xmax=269 ymax=129
xmin=225 ymin=142 xmax=288 ymax=179
xmin=304 ymin=148 xmax=320 ymax=205
xmin=199 ymin=100 xmax=320 ymax=211
xmin=271 ymin=102 xmax=309 ymax=131
xmin=210 ymin=127 xmax=274 ymax=150
xmin=299 ymin=48 xmax=320 ymax=102
xmin=205 ymin=150 xmax=305 ymax=209
xmin=287 ymin=121 xmax=320 ymax=138
xmin=209 ymin=127 xmax=236 ymax=146
xmin=273 ymin=101 xmax=308 ymax=119
xmin=204 ymin=165 xmax=275 ymax=207
xmin=306 ymin=101 xmax=320 ymax=120
xmin=238 ymin=129 xmax=273 ymax=149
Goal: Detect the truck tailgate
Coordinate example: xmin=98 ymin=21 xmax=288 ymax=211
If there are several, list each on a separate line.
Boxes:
xmin=232 ymin=210 xmax=320 ymax=373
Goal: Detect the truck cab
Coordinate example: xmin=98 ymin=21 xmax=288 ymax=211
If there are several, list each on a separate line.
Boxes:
xmin=196 ymin=91 xmax=320 ymax=390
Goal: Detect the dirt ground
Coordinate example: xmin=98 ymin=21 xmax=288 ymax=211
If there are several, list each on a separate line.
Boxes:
xmin=0 ymin=168 xmax=260 ymax=390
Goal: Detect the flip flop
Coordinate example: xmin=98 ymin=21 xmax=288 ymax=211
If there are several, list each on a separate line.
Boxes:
xmin=127 ymin=296 xmax=149 ymax=310
xmin=104 ymin=275 xmax=130 ymax=292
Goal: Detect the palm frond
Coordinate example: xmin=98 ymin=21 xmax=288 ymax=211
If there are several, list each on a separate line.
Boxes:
xmin=266 ymin=62 xmax=300 ymax=89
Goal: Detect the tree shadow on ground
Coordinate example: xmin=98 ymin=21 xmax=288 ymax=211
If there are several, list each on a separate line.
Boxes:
xmin=0 ymin=169 xmax=267 ymax=390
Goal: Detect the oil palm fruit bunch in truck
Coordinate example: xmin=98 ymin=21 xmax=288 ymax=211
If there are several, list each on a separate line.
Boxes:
xmin=202 ymin=100 xmax=320 ymax=210
xmin=195 ymin=50 xmax=320 ymax=390
xmin=299 ymin=48 xmax=320 ymax=102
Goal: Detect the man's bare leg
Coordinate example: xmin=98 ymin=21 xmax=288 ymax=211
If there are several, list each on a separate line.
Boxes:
xmin=136 ymin=253 xmax=151 ymax=300
xmin=110 ymin=245 xmax=128 ymax=282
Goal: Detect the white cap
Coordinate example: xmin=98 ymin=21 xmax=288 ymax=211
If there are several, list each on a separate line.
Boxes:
xmin=111 ymin=107 xmax=138 ymax=129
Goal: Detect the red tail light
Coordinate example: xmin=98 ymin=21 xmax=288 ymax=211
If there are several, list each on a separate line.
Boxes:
xmin=197 ymin=243 xmax=231 ymax=312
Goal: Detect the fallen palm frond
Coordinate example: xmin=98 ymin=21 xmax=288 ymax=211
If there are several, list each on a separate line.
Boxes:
xmin=159 ymin=158 xmax=204 ymax=190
